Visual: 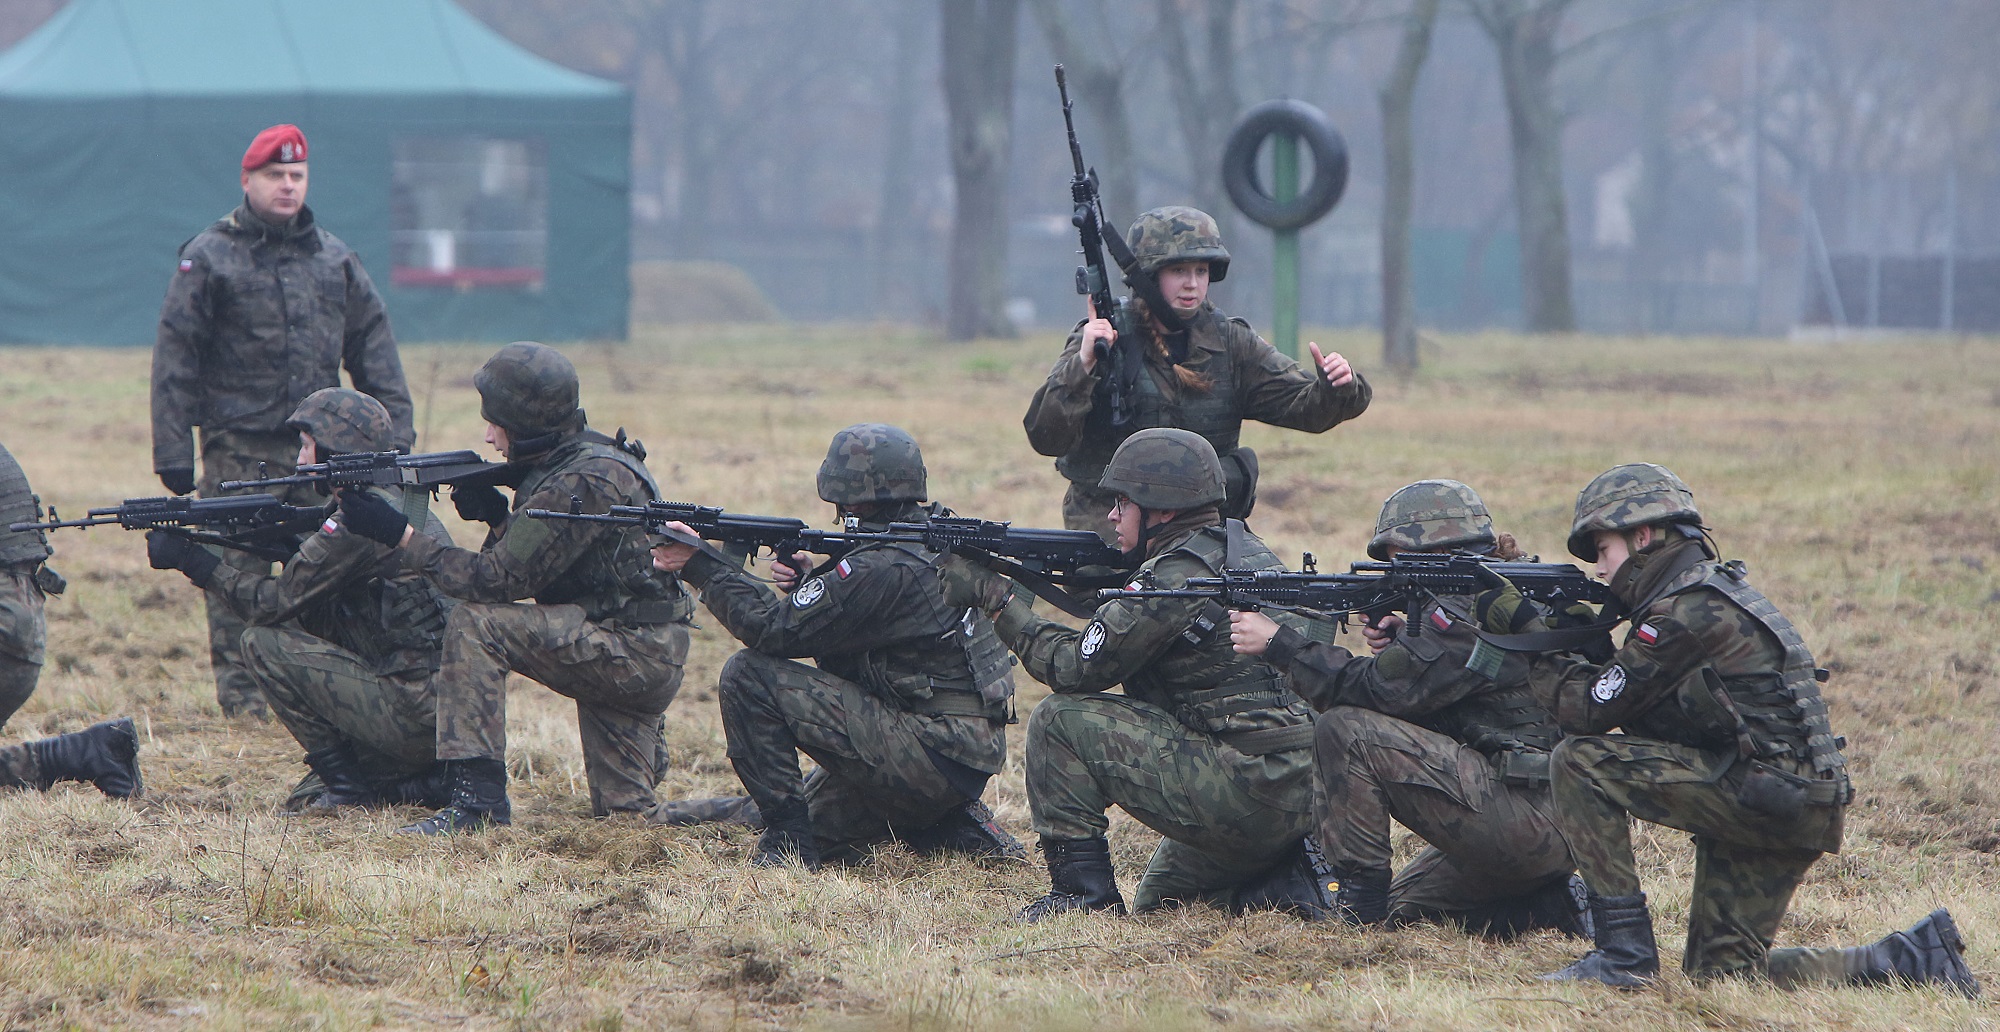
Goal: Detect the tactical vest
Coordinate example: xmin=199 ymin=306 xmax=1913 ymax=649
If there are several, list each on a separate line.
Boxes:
xmin=1126 ymin=522 xmax=1314 ymax=751
xmin=0 ymin=445 xmax=53 ymax=569
xmin=514 ymin=432 xmax=692 ymax=624
xmin=1428 ymin=682 xmax=1559 ymax=755
xmin=828 ymin=540 xmax=1015 ymax=722
xmin=1055 ymin=311 xmax=1244 ymax=486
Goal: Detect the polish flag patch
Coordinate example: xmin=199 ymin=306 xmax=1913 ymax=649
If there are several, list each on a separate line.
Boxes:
xmin=1430 ymin=609 xmax=1453 ymax=632
xmin=836 ymin=559 xmax=853 ymax=579
xmin=178 ymin=259 xmax=194 ymax=272
xmin=1636 ymin=622 xmax=1660 ymax=645
xmin=321 ymin=517 xmax=341 ymax=535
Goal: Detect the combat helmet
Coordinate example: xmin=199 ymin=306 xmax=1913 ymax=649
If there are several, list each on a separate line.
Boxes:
xmin=1368 ymin=480 xmax=1496 ymax=561
xmin=1098 ymin=428 xmax=1226 ymax=511
xmin=286 ymin=388 xmax=394 ymax=457
xmin=817 ymin=423 xmax=927 ymax=505
xmin=1567 ymin=463 xmax=1702 ymax=561
xmin=1126 ymin=206 xmax=1231 ymax=281
xmin=474 ymin=341 xmax=584 ymax=453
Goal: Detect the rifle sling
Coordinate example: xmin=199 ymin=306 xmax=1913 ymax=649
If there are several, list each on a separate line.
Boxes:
xmin=963 ymin=548 xmax=1104 ymax=620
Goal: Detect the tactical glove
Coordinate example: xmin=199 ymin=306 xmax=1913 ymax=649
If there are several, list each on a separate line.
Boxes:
xmin=452 ymin=483 xmax=511 ymax=526
xmin=146 ymin=529 xmax=220 ymax=588
xmin=338 ymin=490 xmax=409 ymax=547
xmin=158 ymin=468 xmax=196 ymax=496
xmin=1473 ymin=572 xmax=1544 ymax=634
xmin=939 ymin=553 xmax=1018 ymax=615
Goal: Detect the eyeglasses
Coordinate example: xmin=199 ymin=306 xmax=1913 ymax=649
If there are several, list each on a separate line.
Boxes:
xmin=1111 ymin=497 xmax=1131 ymax=519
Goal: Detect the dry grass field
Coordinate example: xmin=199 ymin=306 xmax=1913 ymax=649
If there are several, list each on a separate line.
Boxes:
xmin=0 ymin=326 xmax=1996 ymax=1030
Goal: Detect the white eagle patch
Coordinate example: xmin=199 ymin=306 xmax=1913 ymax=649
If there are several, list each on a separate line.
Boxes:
xmin=1079 ymin=621 xmax=1108 ymax=659
xmin=791 ymin=577 xmax=827 ymax=608
xmin=1592 ymin=665 xmax=1627 ymax=703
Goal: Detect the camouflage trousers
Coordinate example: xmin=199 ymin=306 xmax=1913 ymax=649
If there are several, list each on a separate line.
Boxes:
xmin=1025 ymin=692 xmax=1314 ymax=912
xmin=433 ymin=601 xmax=686 ymax=816
xmin=688 ymin=649 xmax=996 ymax=856
xmin=1315 ymin=707 xmax=1574 ymax=922
xmin=1552 ymin=735 xmax=1848 ymax=985
xmin=0 ymin=567 xmax=48 ymax=730
xmin=199 ymin=429 xmax=319 ymax=717
xmin=240 ymin=625 xmax=435 ymax=777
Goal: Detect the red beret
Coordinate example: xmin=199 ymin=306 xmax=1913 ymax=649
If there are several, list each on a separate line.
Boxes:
xmin=242 ymin=124 xmax=308 ymax=171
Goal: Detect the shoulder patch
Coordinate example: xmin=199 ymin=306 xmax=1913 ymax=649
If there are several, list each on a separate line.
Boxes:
xmin=1635 ymin=622 xmax=1660 ymax=645
xmin=178 ymin=258 xmax=194 ymax=272
xmin=1592 ymin=665 xmax=1627 ymax=703
xmin=792 ymin=577 xmax=827 ymax=608
xmin=1079 ymin=620 xmax=1108 ymax=659
xmin=321 ymin=516 xmax=340 ymax=535
xmin=836 ymin=559 xmax=853 ymax=580
xmin=1429 ymin=608 xmax=1452 ymax=632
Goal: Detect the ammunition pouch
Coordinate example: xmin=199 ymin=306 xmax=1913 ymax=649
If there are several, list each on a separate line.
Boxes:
xmin=600 ymin=596 xmax=694 ymax=626
xmin=1735 ymin=760 xmax=1851 ymax=822
xmin=1494 ymin=748 xmax=1552 ymax=788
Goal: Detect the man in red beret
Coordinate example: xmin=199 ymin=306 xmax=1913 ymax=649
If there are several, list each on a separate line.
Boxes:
xmin=151 ymin=123 xmax=415 ymax=719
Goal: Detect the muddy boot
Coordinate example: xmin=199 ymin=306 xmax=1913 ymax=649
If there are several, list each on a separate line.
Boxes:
xmin=652 ymin=794 xmax=766 ymax=829
xmin=396 ymin=758 xmax=511 ymax=835
xmin=31 ymin=717 xmax=142 ymax=799
xmin=1015 ymin=837 xmax=1126 ymax=922
xmin=900 ymin=799 xmax=1027 ymax=860
xmin=301 ymin=746 xmax=378 ymax=810
xmin=1235 ymin=837 xmax=1337 ymax=920
xmin=1845 ymin=908 xmax=1980 ymax=997
xmin=1452 ymin=873 xmax=1593 ymax=940
xmin=750 ymin=800 xmax=821 ymax=870
xmin=1540 ymin=892 xmax=1659 ymax=989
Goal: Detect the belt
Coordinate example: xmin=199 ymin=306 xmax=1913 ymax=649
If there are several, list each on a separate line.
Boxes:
xmin=602 ymin=599 xmax=687 ymax=625
xmin=1220 ymin=724 xmax=1315 ymax=755
xmin=908 ymin=691 xmax=1000 ymax=720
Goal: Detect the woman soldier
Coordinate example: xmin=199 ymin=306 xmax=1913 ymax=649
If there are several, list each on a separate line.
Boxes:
xmin=1023 ymin=206 xmax=1370 ymax=537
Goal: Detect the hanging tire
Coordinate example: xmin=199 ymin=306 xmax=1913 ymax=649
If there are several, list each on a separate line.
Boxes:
xmin=1221 ymin=100 xmax=1348 ymax=231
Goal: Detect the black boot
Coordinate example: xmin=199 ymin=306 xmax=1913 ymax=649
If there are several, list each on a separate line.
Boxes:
xmin=382 ymin=765 xmax=452 ymax=809
xmin=301 ymin=746 xmax=378 ymax=810
xmin=900 ymin=799 xmax=1028 ymax=860
xmin=396 ymin=758 xmax=511 ymax=835
xmin=1321 ymin=864 xmax=1392 ymax=925
xmin=1235 ymin=837 xmax=1338 ymax=920
xmin=751 ymin=800 xmax=821 ymax=870
xmin=1452 ymin=873 xmax=1593 ymax=940
xmin=1846 ymin=908 xmax=1980 ymax=997
xmin=1016 ymin=837 xmax=1126 ymax=922
xmin=652 ymin=794 xmax=766 ymax=829
xmin=31 ymin=717 xmax=142 ymax=799
xmin=1540 ymin=891 xmax=1659 ymax=989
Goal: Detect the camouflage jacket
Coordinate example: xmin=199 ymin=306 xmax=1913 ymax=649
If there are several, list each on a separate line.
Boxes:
xmin=205 ymin=486 xmax=452 ymax=680
xmin=1266 ymin=594 xmax=1559 ymax=754
xmin=679 ymin=502 xmax=1010 ymax=773
xmin=400 ymin=431 xmax=689 ymax=625
xmin=152 ymin=202 xmax=414 ymax=473
xmin=993 ymin=511 xmax=1314 ymax=744
xmin=1022 ymin=304 xmax=1371 ymax=485
xmin=0 ymin=442 xmax=56 ymax=665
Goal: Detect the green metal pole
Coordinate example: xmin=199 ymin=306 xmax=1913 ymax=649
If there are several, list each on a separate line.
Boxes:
xmin=1271 ymin=132 xmax=1301 ymax=360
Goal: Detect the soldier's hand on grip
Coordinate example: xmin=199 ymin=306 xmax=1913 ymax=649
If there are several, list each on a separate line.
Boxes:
xmin=452 ymin=483 xmax=511 ymax=526
xmin=337 ymin=489 xmax=409 ymax=547
xmin=1228 ymin=610 xmax=1280 ymax=656
xmin=145 ymin=529 xmax=220 ymax=587
xmin=1079 ymin=298 xmax=1115 ymax=375
xmin=939 ymin=552 xmax=1015 ymax=615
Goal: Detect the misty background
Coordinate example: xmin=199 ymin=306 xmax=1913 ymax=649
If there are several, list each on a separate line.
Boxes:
xmin=5 ymin=0 xmax=1994 ymax=343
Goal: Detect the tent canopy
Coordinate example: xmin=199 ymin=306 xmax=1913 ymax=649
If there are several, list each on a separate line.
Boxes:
xmin=0 ymin=0 xmax=631 ymax=345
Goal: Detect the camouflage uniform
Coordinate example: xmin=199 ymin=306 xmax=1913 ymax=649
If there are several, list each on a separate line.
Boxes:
xmin=153 ymin=202 xmax=414 ymax=717
xmin=1023 ymin=207 xmax=1370 ymax=537
xmin=1266 ymin=481 xmax=1581 ymax=932
xmin=0 ymin=442 xmax=60 ymax=729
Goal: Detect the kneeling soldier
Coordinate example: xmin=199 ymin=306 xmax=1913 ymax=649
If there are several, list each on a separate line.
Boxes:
xmin=1231 ymin=480 xmax=1587 ymax=936
xmin=649 ymin=424 xmax=1020 ymax=868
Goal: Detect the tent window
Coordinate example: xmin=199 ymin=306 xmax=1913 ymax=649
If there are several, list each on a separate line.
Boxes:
xmin=391 ymin=137 xmax=547 ymax=290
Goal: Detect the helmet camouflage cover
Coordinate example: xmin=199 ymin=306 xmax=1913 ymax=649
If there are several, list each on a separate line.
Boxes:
xmin=1567 ymin=462 xmax=1702 ymax=561
xmin=1098 ymin=428 xmax=1226 ymax=510
xmin=1126 ymin=205 xmax=1231 ymax=281
xmin=1368 ymin=479 xmax=1496 ymax=561
xmin=474 ymin=341 xmax=582 ymax=439
xmin=817 ymin=423 xmax=927 ymax=505
xmin=286 ymin=388 xmax=394 ymax=457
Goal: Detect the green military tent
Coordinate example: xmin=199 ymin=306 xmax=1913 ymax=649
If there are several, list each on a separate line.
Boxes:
xmin=0 ymin=0 xmax=629 ymax=345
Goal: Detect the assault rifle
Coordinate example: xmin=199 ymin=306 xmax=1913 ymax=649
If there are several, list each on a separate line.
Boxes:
xmin=1098 ymin=551 xmax=1609 ymax=637
xmin=1055 ymin=64 xmax=1143 ymax=428
xmin=219 ymin=449 xmax=509 ymax=494
xmin=9 ymin=494 xmax=325 ymax=562
xmin=524 ymin=499 xmax=1133 ymax=618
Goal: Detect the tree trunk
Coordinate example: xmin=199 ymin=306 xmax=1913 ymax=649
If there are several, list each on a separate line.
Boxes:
xmin=872 ymin=0 xmax=927 ymax=317
xmin=1156 ymin=0 xmax=1240 ymax=228
xmin=1379 ymin=0 xmax=1441 ymax=372
xmin=1477 ymin=0 xmax=1577 ymax=332
xmin=941 ymin=0 xmax=1022 ymax=341
xmin=661 ymin=0 xmax=716 ymax=257
xmin=1029 ymin=0 xmax=1138 ymax=224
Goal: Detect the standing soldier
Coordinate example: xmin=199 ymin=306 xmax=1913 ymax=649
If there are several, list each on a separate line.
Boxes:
xmin=947 ymin=429 xmax=1326 ymax=920
xmin=152 ymin=123 xmax=414 ymax=718
xmin=337 ymin=342 xmax=690 ymax=835
xmin=1505 ymin=464 xmax=1975 ymax=993
xmin=1230 ymin=480 xmax=1588 ymax=936
xmin=647 ymin=424 xmax=1021 ymax=869
xmin=0 ymin=441 xmax=142 ymax=798
xmin=1024 ymin=206 xmax=1370 ymax=539
xmin=144 ymin=389 xmax=453 ymax=811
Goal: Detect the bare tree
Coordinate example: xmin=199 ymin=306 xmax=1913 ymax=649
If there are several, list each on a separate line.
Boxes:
xmin=1029 ymin=0 xmax=1139 ymax=223
xmin=1156 ymin=0 xmax=1241 ymax=226
xmin=942 ymin=0 xmax=1022 ymax=340
xmin=873 ymin=0 xmax=930 ymax=316
xmin=1467 ymin=0 xmax=1578 ymax=332
xmin=1380 ymin=0 xmax=1443 ymax=370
